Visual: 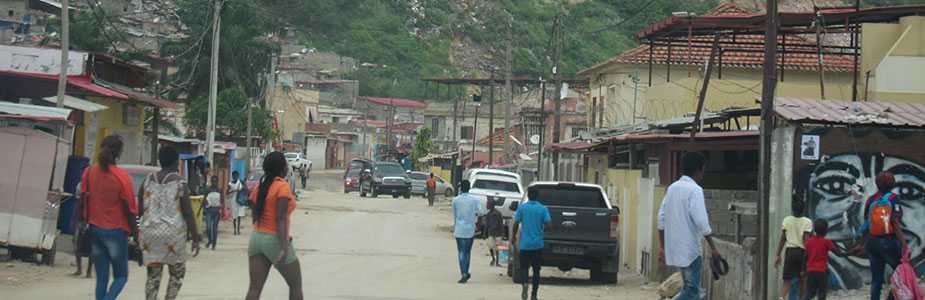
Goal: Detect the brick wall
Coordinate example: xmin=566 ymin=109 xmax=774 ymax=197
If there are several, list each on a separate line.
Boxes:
xmin=703 ymin=189 xmax=758 ymax=240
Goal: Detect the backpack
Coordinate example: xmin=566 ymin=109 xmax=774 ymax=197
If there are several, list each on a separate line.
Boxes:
xmin=869 ymin=193 xmax=895 ymax=236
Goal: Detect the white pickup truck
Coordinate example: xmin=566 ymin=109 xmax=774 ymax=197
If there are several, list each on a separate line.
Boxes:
xmin=285 ymin=152 xmax=311 ymax=171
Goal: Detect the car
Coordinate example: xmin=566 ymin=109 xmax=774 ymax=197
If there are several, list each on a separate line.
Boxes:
xmin=345 ymin=158 xmax=373 ymax=179
xmin=508 ymin=182 xmax=620 ymax=284
xmin=246 ymin=169 xmax=265 ymax=191
xmin=285 ymin=152 xmax=310 ymax=171
xmin=343 ymin=168 xmax=361 ymax=193
xmin=467 ymin=169 xmax=523 ymax=219
xmin=358 ymin=162 xmax=412 ymax=198
xmin=407 ymin=171 xmax=455 ymax=197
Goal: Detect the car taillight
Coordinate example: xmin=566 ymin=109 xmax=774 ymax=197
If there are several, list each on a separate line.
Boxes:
xmin=609 ymin=213 xmax=620 ymax=240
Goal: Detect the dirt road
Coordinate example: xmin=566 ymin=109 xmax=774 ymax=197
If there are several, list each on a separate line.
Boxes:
xmin=0 ymin=170 xmax=658 ymax=299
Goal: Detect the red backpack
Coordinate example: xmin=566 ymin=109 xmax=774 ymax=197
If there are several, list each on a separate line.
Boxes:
xmin=869 ymin=193 xmax=895 ymax=236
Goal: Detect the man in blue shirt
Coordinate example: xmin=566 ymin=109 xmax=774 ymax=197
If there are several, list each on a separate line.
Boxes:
xmin=452 ymin=180 xmax=485 ymax=283
xmin=514 ymin=188 xmax=551 ymax=300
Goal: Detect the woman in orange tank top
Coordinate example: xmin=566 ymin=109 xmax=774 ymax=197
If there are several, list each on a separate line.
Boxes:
xmin=245 ymin=152 xmax=302 ymax=300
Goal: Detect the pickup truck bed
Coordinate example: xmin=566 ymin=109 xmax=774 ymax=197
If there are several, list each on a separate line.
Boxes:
xmin=509 ymin=182 xmax=620 ymax=284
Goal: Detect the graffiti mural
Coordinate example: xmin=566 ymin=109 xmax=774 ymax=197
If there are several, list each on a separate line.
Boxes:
xmin=799 ymin=153 xmax=925 ymax=289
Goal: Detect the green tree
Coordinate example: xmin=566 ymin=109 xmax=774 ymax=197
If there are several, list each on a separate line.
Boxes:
xmin=411 ymin=127 xmax=433 ymax=170
xmin=185 ymin=88 xmax=277 ymax=140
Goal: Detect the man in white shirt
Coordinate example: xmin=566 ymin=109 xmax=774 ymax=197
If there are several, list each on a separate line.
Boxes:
xmin=658 ymin=152 xmax=722 ymax=300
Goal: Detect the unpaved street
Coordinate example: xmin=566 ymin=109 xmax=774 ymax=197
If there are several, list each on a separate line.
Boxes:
xmin=0 ymin=170 xmax=657 ymax=299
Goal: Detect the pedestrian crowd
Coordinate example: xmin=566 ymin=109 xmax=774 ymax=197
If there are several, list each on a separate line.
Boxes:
xmin=73 ymin=134 xmax=305 ymax=300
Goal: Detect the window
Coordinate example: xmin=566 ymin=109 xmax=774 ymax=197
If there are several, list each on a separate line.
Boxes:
xmin=531 ymin=185 xmax=607 ymax=208
xmin=570 ymin=126 xmax=588 ymax=139
xmin=460 ymin=126 xmax=474 ymax=139
xmin=408 ymin=173 xmax=427 ymax=180
xmin=8 ymin=10 xmax=14 ymax=17
xmin=472 ymin=179 xmax=520 ymax=193
xmin=431 ymin=118 xmax=441 ymax=139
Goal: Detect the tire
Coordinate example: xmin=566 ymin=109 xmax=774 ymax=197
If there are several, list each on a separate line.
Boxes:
xmin=511 ymin=250 xmax=525 ymax=284
xmin=444 ymin=189 xmax=454 ymax=197
xmin=590 ymin=265 xmax=618 ymax=284
xmin=403 ymin=191 xmax=411 ymax=199
xmin=41 ymin=241 xmax=56 ymax=266
xmin=392 ymin=193 xmax=399 ymax=198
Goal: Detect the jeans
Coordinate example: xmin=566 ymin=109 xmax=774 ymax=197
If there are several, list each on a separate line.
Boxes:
xmin=455 ymin=238 xmax=474 ymax=276
xmin=804 ymin=271 xmax=828 ymax=300
xmin=673 ymin=256 xmax=703 ymax=300
xmin=866 ymin=237 xmax=901 ymax=300
xmin=520 ymin=249 xmax=543 ymax=297
xmin=204 ymin=207 xmax=220 ymax=249
xmin=90 ymin=225 xmax=129 ymax=300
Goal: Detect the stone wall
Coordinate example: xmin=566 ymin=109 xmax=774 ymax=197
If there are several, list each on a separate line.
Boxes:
xmin=702 ymin=237 xmax=759 ymax=300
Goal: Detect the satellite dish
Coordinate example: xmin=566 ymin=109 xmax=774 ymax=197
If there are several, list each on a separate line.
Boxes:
xmin=559 ymin=83 xmax=569 ymax=100
xmin=530 ymin=134 xmax=540 ymax=145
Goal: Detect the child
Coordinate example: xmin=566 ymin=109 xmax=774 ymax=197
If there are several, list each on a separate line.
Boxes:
xmin=775 ymin=199 xmax=813 ymax=300
xmin=803 ymin=219 xmax=843 ymax=300
xmin=484 ymin=201 xmax=504 ymax=266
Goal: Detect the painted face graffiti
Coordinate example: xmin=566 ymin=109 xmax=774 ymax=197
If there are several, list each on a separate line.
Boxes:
xmin=806 ymin=153 xmax=925 ymax=289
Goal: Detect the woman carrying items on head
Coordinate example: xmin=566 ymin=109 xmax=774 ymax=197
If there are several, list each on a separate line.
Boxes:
xmin=246 ymin=152 xmax=303 ymax=300
xmin=138 ymin=145 xmax=202 ymax=300
xmin=78 ymin=135 xmax=139 ymax=300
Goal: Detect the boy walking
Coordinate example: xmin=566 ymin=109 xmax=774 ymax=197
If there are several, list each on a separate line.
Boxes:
xmin=514 ymin=188 xmax=551 ymax=300
xmin=803 ymin=219 xmax=842 ymax=300
xmin=775 ymin=199 xmax=813 ymax=299
xmin=484 ymin=201 xmax=504 ymax=266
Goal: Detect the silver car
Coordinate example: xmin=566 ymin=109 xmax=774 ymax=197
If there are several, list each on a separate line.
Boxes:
xmin=407 ymin=171 xmax=455 ymax=198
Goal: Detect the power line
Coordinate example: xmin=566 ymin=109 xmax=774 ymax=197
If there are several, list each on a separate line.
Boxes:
xmin=586 ymin=0 xmax=660 ymax=35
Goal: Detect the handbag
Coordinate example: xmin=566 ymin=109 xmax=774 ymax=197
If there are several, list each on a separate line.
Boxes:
xmin=75 ymin=170 xmax=92 ymax=257
xmin=891 ymin=248 xmax=925 ymax=300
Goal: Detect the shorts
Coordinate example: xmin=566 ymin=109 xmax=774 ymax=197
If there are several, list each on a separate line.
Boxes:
xmin=248 ymin=232 xmax=297 ymax=265
xmin=486 ymin=236 xmax=499 ymax=251
xmin=782 ymin=247 xmax=806 ymax=280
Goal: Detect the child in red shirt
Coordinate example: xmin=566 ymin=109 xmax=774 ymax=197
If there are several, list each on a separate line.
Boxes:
xmin=803 ymin=219 xmax=844 ymax=300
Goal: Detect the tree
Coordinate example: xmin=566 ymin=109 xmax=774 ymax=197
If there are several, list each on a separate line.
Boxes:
xmin=185 ymin=88 xmax=277 ymax=140
xmin=410 ymin=127 xmax=433 ymax=170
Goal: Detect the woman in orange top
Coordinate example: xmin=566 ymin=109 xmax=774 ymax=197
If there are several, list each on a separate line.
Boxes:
xmin=77 ymin=135 xmax=138 ymax=300
xmin=246 ymin=152 xmax=302 ymax=300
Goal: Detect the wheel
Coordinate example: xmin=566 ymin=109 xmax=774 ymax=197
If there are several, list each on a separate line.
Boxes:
xmin=41 ymin=241 xmax=56 ymax=266
xmin=344 ymin=188 xmax=349 ymax=194
xmin=392 ymin=193 xmax=399 ymax=198
xmin=444 ymin=189 xmax=454 ymax=197
xmin=403 ymin=192 xmax=410 ymax=199
xmin=590 ymin=265 xmax=618 ymax=284
xmin=511 ymin=249 xmax=525 ymax=284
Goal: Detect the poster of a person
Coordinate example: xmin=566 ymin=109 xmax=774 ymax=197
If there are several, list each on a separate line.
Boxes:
xmin=801 ymin=135 xmax=820 ymax=160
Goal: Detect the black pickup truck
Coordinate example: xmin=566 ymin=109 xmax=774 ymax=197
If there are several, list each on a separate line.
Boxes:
xmin=508 ymin=182 xmax=620 ymax=284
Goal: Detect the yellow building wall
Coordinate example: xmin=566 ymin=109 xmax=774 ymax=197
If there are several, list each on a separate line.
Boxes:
xmin=73 ymin=97 xmax=147 ymax=164
xmin=269 ymin=87 xmax=320 ymax=142
xmin=586 ymin=64 xmax=854 ymax=128
xmin=429 ymin=166 xmax=453 ymax=185
xmin=862 ymin=16 xmax=925 ymax=103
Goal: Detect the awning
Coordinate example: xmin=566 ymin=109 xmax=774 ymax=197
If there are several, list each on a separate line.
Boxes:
xmin=0 ymin=70 xmax=129 ymax=100
xmin=0 ymin=101 xmax=73 ymax=122
xmin=42 ymin=95 xmax=108 ymax=112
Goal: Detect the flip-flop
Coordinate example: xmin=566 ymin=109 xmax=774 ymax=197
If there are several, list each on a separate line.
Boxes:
xmin=711 ymin=256 xmax=729 ymax=281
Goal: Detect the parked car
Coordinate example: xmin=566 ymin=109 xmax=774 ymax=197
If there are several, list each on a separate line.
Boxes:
xmin=343 ymin=168 xmax=361 ymax=193
xmin=345 ymin=158 xmax=373 ymax=179
xmin=467 ymin=169 xmax=523 ymax=219
xmin=406 ymin=171 xmax=455 ymax=197
xmin=508 ymin=182 xmax=620 ymax=284
xmin=358 ymin=162 xmax=411 ymax=198
xmin=285 ymin=152 xmax=310 ymax=171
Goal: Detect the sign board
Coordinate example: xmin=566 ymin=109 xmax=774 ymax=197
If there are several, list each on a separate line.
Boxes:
xmin=530 ymin=134 xmax=540 ymax=145
xmin=801 ymin=135 xmax=820 ymax=160
xmin=0 ymin=45 xmax=88 ymax=76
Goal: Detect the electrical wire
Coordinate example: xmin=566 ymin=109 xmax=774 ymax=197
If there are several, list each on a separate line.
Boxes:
xmin=586 ymin=0 xmax=659 ymax=35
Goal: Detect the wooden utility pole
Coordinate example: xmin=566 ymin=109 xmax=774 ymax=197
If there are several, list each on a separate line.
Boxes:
xmin=758 ymin=0 xmax=779 ymax=299
xmin=503 ymin=20 xmax=513 ymax=164
xmin=56 ymin=0 xmax=69 ymax=108
xmin=488 ymin=68 xmax=495 ymax=166
xmin=690 ymin=34 xmax=721 ymax=141
xmin=206 ymin=0 xmax=222 ymax=165
xmin=551 ymin=15 xmax=562 ymax=181
xmin=452 ymin=87 xmax=459 ymax=142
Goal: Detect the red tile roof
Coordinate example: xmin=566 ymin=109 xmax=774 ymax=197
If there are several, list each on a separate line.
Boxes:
xmin=579 ymin=3 xmax=855 ymax=75
xmin=774 ymin=97 xmax=925 ymax=128
xmin=364 ymin=97 xmax=428 ymax=109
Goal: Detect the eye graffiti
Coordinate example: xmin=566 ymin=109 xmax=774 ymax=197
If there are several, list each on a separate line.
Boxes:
xmin=802 ymin=153 xmax=925 ymax=291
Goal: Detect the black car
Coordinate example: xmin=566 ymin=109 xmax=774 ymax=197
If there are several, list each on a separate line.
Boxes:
xmin=345 ymin=158 xmax=373 ymax=179
xmin=358 ymin=162 xmax=412 ymax=198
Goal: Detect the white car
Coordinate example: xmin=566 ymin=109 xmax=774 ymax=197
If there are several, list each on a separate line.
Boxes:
xmin=466 ymin=168 xmax=524 ymax=219
xmin=285 ymin=152 xmax=311 ymax=171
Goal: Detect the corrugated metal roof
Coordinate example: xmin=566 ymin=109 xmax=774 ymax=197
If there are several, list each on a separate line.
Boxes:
xmin=0 ymin=101 xmax=72 ymax=122
xmin=42 ymin=95 xmax=109 ymax=112
xmin=364 ymin=97 xmax=428 ymax=109
xmin=774 ymin=97 xmax=925 ymax=128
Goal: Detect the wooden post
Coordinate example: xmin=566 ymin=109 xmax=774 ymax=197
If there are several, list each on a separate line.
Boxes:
xmin=758 ymin=0 xmax=779 ymax=299
xmin=690 ymin=34 xmax=721 ymax=141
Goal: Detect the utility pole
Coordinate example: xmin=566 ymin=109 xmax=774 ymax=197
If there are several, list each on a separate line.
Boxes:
xmin=537 ymin=79 xmax=546 ymax=180
xmin=452 ymin=87 xmax=459 ymax=142
xmin=245 ymin=98 xmax=253 ymax=169
xmin=503 ymin=20 xmax=513 ymax=164
xmin=488 ymin=68 xmax=495 ymax=166
xmin=56 ymin=0 xmax=69 ymax=108
xmin=206 ymin=0 xmax=222 ymax=165
xmin=758 ymin=0 xmax=779 ymax=299
xmin=471 ymin=101 xmax=480 ymax=165
xmin=551 ymin=15 xmax=562 ymax=181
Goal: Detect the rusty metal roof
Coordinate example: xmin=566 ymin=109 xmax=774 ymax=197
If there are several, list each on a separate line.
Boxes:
xmin=774 ymin=97 xmax=925 ymax=128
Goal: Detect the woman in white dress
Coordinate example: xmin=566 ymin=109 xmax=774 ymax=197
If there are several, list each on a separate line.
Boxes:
xmin=227 ymin=171 xmax=246 ymax=235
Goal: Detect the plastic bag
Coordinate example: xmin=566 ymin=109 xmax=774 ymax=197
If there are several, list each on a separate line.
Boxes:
xmin=891 ymin=248 xmax=924 ymax=300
